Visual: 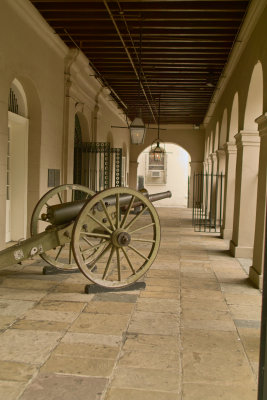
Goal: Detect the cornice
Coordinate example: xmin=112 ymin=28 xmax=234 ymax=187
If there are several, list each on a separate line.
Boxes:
xmin=7 ymin=0 xmax=68 ymax=58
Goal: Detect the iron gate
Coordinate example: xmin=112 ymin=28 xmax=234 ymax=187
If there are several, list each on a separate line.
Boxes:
xmin=192 ymin=172 xmax=224 ymax=232
xmin=74 ymin=141 xmax=122 ymax=192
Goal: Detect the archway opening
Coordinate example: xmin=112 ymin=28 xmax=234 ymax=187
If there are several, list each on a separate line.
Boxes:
xmin=244 ymin=61 xmax=263 ymax=130
xmin=137 ymin=143 xmax=190 ymax=207
xmin=6 ymin=79 xmax=29 ymax=242
xmin=229 ymin=92 xmax=239 ymax=141
xmin=220 ymin=109 xmax=228 ymax=148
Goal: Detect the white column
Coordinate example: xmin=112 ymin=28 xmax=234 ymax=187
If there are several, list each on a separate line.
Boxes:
xmin=216 ymin=149 xmax=226 ymax=227
xmin=249 ymin=113 xmax=267 ymax=289
xmin=62 ymin=94 xmax=76 ymax=184
xmin=210 ymin=153 xmax=218 ymax=222
xmin=221 ymin=142 xmax=237 ymax=239
xmin=206 ymin=155 xmax=212 ymax=213
xmin=230 ymin=131 xmax=260 ymax=258
xmin=0 ymin=99 xmax=8 ymax=249
xmin=217 ymin=148 xmax=226 ymax=174
xmin=129 ymin=161 xmax=139 ymax=190
xmin=188 ymin=161 xmax=203 ymax=208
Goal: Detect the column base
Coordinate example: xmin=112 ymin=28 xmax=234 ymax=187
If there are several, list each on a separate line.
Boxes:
xmin=230 ymin=240 xmax=253 ymax=258
xmin=221 ymin=227 xmax=233 ymax=240
xmin=249 ymin=265 xmax=263 ymax=290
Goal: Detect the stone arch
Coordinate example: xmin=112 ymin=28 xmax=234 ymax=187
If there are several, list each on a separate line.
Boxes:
xmin=209 ymin=131 xmax=214 ymax=154
xmin=9 ymin=79 xmax=28 ymax=117
xmin=229 ymin=92 xmax=239 ymax=141
xmin=206 ymin=136 xmax=210 ymax=158
xmin=13 ymin=75 xmax=42 ymax=235
xmin=75 ymin=111 xmax=90 ymax=142
xmin=219 ymin=109 xmax=228 ymax=148
xmin=214 ymin=122 xmax=219 ymax=151
xmin=244 ymin=61 xmax=263 ymax=130
xmin=6 ymin=78 xmax=30 ymax=241
xmin=137 ymin=142 xmax=191 ymax=206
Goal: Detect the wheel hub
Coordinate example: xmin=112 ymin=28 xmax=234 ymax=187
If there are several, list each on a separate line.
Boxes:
xmin=112 ymin=230 xmax=131 ymax=247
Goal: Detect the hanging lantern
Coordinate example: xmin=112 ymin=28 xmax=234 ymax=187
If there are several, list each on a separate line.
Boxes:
xmin=151 ymin=140 xmax=165 ymax=162
xmin=129 ymin=116 xmax=146 ymax=144
xmin=150 ymin=95 xmax=165 ymax=161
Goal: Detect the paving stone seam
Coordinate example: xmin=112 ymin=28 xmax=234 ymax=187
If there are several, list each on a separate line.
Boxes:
xmin=99 ymin=288 xmax=141 ymax=400
xmin=176 ymin=252 xmax=183 ymax=400
xmin=15 ymin=296 xmax=89 ymax=399
xmin=206 ymin=245 xmax=260 ymax=384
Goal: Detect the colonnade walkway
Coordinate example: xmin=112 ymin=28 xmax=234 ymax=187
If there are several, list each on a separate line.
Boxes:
xmin=0 ymin=207 xmax=261 ymax=399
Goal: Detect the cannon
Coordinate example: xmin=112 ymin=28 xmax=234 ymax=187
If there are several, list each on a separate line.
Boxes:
xmin=0 ymin=185 xmax=171 ymax=289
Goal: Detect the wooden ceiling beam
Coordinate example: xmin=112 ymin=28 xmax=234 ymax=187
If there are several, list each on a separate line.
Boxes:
xmin=30 ymin=0 xmax=249 ymax=124
xmin=50 ymin=20 xmax=240 ymax=29
xmin=42 ymin=11 xmax=244 ymax=21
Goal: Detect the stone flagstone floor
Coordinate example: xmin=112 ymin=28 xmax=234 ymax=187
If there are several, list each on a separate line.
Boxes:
xmin=0 ymin=207 xmax=262 ymax=399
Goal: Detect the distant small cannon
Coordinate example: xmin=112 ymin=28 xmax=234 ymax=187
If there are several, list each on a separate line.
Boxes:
xmin=0 ymin=185 xmax=171 ymax=289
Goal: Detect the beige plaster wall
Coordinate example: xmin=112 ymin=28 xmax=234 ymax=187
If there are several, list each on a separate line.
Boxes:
xmin=0 ymin=0 xmax=131 ymax=249
xmin=0 ymin=0 xmax=68 ymax=248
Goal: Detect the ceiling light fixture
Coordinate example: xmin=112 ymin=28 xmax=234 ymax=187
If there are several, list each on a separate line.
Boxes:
xmin=130 ymin=25 xmax=146 ymax=144
xmin=151 ymin=95 xmax=165 ymax=161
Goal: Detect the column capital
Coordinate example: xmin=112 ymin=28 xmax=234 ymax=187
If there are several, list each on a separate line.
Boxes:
xmin=255 ymin=112 xmax=267 ymax=127
xmin=255 ymin=113 xmax=267 ymax=138
xmin=223 ymin=141 xmax=237 ymax=154
xmin=211 ymin=152 xmax=218 ymax=162
xmin=189 ymin=160 xmax=203 ymax=165
xmin=216 ymin=148 xmax=225 ymax=158
xmin=234 ymin=130 xmax=260 ymax=147
xmin=130 ymin=160 xmax=139 ymax=166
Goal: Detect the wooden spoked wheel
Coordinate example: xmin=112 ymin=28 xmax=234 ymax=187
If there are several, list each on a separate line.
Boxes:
xmin=31 ymin=184 xmax=95 ymax=270
xmin=72 ymin=187 xmax=161 ymax=288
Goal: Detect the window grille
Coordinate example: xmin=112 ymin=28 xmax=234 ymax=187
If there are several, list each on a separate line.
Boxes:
xmin=8 ymin=89 xmax=19 ymax=114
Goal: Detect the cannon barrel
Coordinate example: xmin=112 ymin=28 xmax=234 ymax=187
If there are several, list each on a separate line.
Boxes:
xmin=44 ymin=190 xmax=172 ymax=226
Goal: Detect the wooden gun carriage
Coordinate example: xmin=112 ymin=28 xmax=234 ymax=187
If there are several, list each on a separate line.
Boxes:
xmin=0 ymin=185 xmax=171 ymax=289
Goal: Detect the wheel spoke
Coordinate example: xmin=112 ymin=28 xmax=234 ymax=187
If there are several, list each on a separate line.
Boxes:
xmin=116 ymin=193 xmax=120 ymax=229
xmin=83 ymin=241 xmax=109 ymax=262
xmin=120 ymin=195 xmax=135 ymax=229
xmin=100 ymin=199 xmax=115 ymax=231
xmin=125 ymin=206 xmax=148 ymax=231
xmin=102 ymin=246 xmax=115 ymax=279
xmin=68 ymin=244 xmax=72 ymax=264
xmin=57 ymin=193 xmax=63 ymax=204
xmin=81 ymin=232 xmax=111 ymax=239
xmin=82 ymin=236 xmax=95 ymax=247
xmin=121 ymin=247 xmax=136 ymax=274
xmin=127 ymin=244 xmax=149 ymax=261
xmin=131 ymin=238 xmax=156 ymax=243
xmin=87 ymin=213 xmax=113 ymax=234
xmin=55 ymin=245 xmax=64 ymax=261
xmin=116 ymin=248 xmax=121 ymax=281
xmin=87 ymin=243 xmax=112 ymax=271
xmin=129 ymin=222 xmax=155 ymax=235
xmin=81 ymin=239 xmax=107 ymax=254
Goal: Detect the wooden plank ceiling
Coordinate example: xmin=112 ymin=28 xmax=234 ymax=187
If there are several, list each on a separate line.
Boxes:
xmin=30 ymin=0 xmax=250 ymax=125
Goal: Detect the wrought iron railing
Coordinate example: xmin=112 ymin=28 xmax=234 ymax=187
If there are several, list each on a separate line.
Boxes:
xmin=192 ymin=172 xmax=224 ymax=232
